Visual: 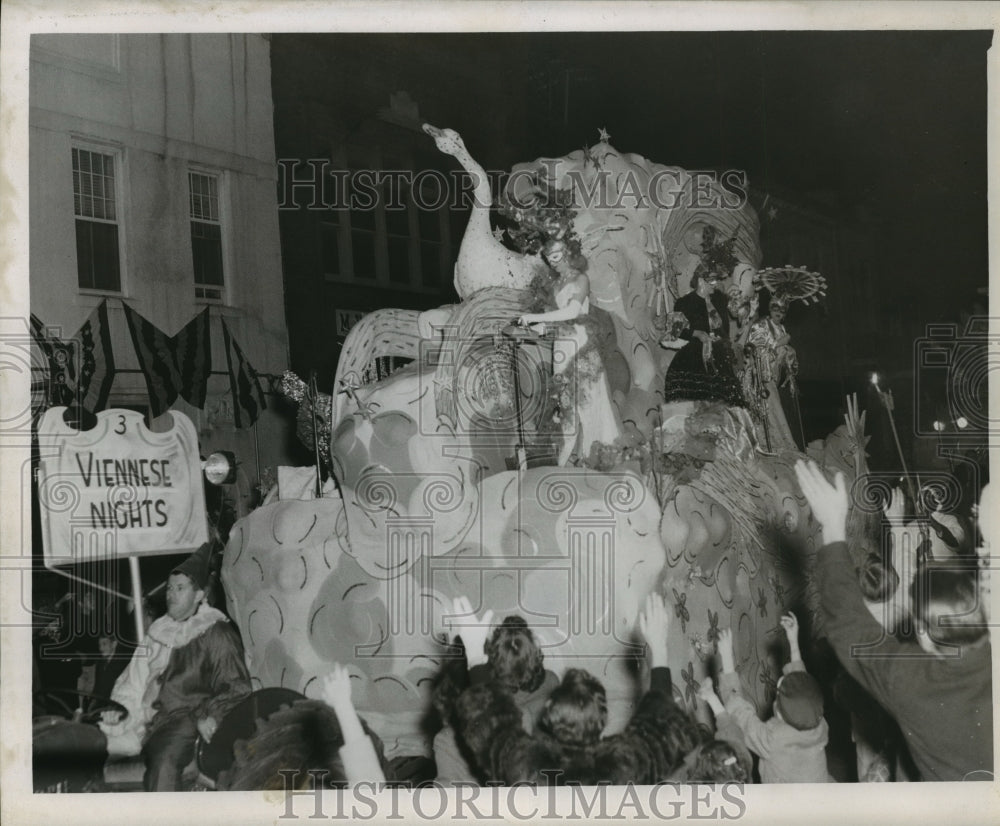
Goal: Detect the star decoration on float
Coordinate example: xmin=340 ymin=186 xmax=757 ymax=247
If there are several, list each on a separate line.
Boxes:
xmin=338 ymin=375 xmax=377 ymax=421
xmin=338 ymin=374 xmax=362 ymax=402
xmin=492 ymin=226 xmax=506 ymax=242
xmin=597 ymin=127 xmax=611 ymax=143
xmin=767 ymin=205 xmax=779 ymax=220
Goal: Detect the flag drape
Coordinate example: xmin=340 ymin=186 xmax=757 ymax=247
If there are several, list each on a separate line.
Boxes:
xmin=30 ymin=300 xmax=116 ymax=416
xmin=221 ymin=318 xmax=267 ymax=428
xmin=123 ymin=304 xmax=212 ymax=417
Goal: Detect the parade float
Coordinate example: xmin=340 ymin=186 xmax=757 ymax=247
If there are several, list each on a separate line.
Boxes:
xmin=221 ymin=127 xmax=857 ymax=758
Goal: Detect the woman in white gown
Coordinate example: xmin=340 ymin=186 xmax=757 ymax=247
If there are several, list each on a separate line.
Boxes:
xmin=518 ymin=239 xmax=623 ymax=466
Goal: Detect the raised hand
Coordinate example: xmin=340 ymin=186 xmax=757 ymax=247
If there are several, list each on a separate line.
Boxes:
xmin=196 ymin=716 xmax=219 ymax=743
xmin=884 ymin=487 xmax=906 ymax=523
xmin=320 ymin=662 xmax=354 ymax=711
xmin=718 ymin=627 xmax=736 ymax=674
xmin=637 ymin=591 xmax=669 ymax=669
xmin=100 ymin=709 xmax=123 ymax=726
xmin=448 ymin=596 xmax=494 ymax=668
xmin=780 ymin=612 xmax=802 ymax=661
xmin=779 ymin=612 xmax=799 ymax=640
xmin=794 ymin=459 xmax=849 ymax=544
xmin=321 ymin=662 xmax=365 ymax=744
xmin=697 ymin=676 xmax=720 ymax=705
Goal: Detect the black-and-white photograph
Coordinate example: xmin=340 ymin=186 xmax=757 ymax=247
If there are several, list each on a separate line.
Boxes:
xmin=2 ymin=2 xmax=997 ymax=823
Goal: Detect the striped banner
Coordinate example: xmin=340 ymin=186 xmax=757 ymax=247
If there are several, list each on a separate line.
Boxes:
xmin=123 ymin=304 xmax=212 ymax=417
xmin=75 ymin=300 xmax=116 ymax=414
xmin=221 ymin=318 xmax=267 ymax=429
xmin=29 ymin=301 xmax=116 ymax=416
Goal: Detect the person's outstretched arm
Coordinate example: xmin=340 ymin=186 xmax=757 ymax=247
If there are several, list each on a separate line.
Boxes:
xmin=596 ymin=592 xmax=701 ymax=783
xmin=779 ymin=612 xmax=806 ymax=675
xmin=637 ymin=590 xmax=673 ymax=694
xmin=321 ymin=664 xmax=386 ymax=783
xmin=793 ymin=459 xmax=905 ymax=709
xmin=447 ymin=596 xmax=544 ymax=784
xmin=447 ymin=595 xmax=494 ymax=683
xmin=716 ymin=628 xmax=776 ymax=759
xmin=698 ymin=677 xmax=752 ymax=766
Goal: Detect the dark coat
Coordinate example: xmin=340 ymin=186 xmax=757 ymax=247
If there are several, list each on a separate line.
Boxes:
xmin=667 ymin=289 xmax=731 ymax=375
xmin=148 ymin=620 xmax=251 ymax=735
xmin=665 ymin=290 xmax=743 ymax=405
xmin=818 ymin=542 xmax=994 ymax=781
xmin=454 ymin=667 xmax=701 ymax=786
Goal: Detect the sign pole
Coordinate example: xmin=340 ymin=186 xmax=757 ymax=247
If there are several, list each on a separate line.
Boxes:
xmin=128 ymin=556 xmax=145 ymax=641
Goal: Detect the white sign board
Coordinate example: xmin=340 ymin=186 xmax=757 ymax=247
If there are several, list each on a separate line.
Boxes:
xmin=37 ymin=407 xmax=208 ymax=567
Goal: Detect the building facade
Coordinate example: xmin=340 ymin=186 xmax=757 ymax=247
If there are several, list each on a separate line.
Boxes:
xmin=29 ymin=33 xmax=292 ymax=507
xmin=270 ymin=33 xmax=536 ymax=384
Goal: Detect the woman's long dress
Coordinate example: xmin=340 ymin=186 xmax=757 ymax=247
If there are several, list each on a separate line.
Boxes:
xmin=549 ymin=274 xmax=623 ymax=464
xmin=664 ymin=289 xmax=745 ymax=407
xmin=745 ymin=316 xmax=798 ymax=451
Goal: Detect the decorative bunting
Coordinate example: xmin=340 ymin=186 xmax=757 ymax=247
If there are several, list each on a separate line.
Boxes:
xmin=123 ymin=304 xmax=212 ymax=417
xmin=221 ymin=318 xmax=267 ymax=429
xmin=75 ymin=300 xmax=116 ymax=414
xmin=29 ymin=300 xmax=116 ymax=416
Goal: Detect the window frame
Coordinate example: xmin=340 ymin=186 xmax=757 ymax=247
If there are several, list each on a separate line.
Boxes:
xmin=319 ymin=143 xmax=455 ymax=294
xmin=188 ymin=167 xmax=231 ymax=304
xmin=71 ymin=141 xmax=126 ymax=296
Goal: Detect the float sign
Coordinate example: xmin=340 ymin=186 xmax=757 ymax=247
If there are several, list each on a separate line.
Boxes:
xmin=37 ymin=407 xmax=208 ymax=567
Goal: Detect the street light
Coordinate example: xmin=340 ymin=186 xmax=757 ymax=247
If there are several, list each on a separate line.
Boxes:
xmin=870 ymin=372 xmax=920 ymax=512
xmin=202 ymin=451 xmax=237 ymax=485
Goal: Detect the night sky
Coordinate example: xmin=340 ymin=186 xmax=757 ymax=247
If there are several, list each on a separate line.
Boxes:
xmin=326 ymin=30 xmax=992 ymax=461
xmin=438 ymin=30 xmax=991 ymax=324
xmin=324 ymin=30 xmax=990 ymax=348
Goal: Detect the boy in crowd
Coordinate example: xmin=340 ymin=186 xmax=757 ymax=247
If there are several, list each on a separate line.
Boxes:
xmin=795 ymin=460 xmax=993 ymax=781
xmin=704 ymin=614 xmax=831 ymax=782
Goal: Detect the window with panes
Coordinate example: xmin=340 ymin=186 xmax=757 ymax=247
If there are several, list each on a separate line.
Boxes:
xmin=72 ymin=147 xmax=122 ymax=292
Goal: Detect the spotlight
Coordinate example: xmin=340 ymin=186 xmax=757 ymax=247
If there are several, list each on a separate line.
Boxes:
xmin=203 ymin=451 xmax=237 ymax=485
xmin=956 ymin=417 xmax=969 ymax=430
xmin=933 ymin=420 xmax=945 ymax=432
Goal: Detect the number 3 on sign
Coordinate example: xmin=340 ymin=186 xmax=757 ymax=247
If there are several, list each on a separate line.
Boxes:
xmin=114 ymin=414 xmax=127 ymax=435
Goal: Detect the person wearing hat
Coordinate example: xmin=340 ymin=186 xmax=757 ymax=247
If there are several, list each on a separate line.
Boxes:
xmin=745 ymin=289 xmax=800 ymax=451
xmin=98 ymin=542 xmax=251 ymax=790
xmin=663 ymin=266 xmax=746 ymax=408
xmin=714 ymin=614 xmax=832 ymax=783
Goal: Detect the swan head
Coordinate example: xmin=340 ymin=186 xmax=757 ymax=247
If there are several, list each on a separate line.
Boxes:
xmin=422 ymin=123 xmax=466 ymax=156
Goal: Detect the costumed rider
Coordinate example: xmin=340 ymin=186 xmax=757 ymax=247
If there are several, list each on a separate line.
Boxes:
xmin=517 ymin=236 xmax=623 ymax=466
xmin=745 ymin=291 xmax=799 ymax=452
xmin=99 ymin=542 xmax=251 ymax=791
